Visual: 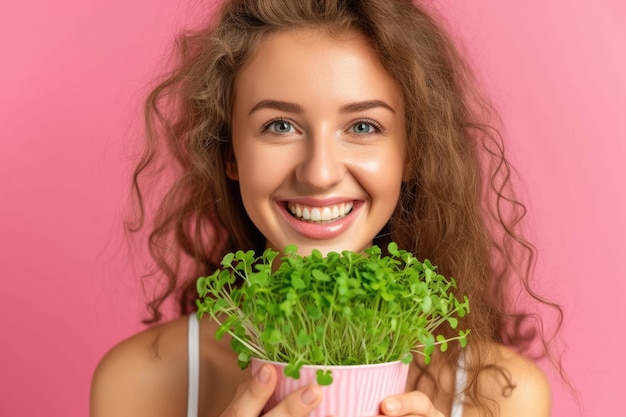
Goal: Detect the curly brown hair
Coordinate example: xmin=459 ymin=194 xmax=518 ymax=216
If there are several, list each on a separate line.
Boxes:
xmin=127 ymin=0 xmax=562 ymax=415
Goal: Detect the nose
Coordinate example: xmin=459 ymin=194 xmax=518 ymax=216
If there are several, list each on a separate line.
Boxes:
xmin=295 ymin=132 xmax=346 ymax=190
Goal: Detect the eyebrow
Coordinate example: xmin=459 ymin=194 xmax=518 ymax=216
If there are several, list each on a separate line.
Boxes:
xmin=249 ymin=100 xmax=304 ymax=115
xmin=339 ymin=100 xmax=396 ymax=114
xmin=248 ymin=99 xmax=396 ymax=115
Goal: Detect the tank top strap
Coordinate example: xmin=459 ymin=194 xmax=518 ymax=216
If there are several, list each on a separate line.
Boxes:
xmin=450 ymin=352 xmax=467 ymax=417
xmin=187 ymin=314 xmax=200 ymax=417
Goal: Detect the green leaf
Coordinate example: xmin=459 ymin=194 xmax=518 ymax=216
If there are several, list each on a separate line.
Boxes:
xmin=296 ymin=330 xmax=312 ymax=347
xmin=311 ymin=346 xmax=324 ymax=362
xmin=401 ymin=352 xmax=413 ymax=364
xmin=216 ymin=315 xmax=237 ymax=340
xmin=316 ymin=369 xmax=333 ymax=386
xmin=381 ymin=291 xmax=395 ymax=302
xmin=436 ymin=335 xmax=448 ymax=352
xmin=195 ymin=303 xmax=206 ymax=319
xmin=421 ymin=296 xmax=433 ymax=314
xmin=459 ymin=329 xmax=470 ymax=347
xmin=424 ymin=268 xmax=433 ymax=282
xmin=306 ymin=304 xmax=322 ymax=320
xmin=196 ymin=276 xmax=207 ymax=296
xmin=237 ymin=357 xmax=251 ymax=370
xmin=291 ymin=272 xmax=306 ymax=290
xmin=248 ymin=271 xmax=268 ymax=286
xmin=233 ymin=322 xmax=247 ymax=337
xmin=314 ymin=326 xmax=325 ymax=339
xmin=211 ymin=298 xmax=229 ymax=315
xmin=284 ymin=244 xmax=298 ymax=255
xmin=262 ymin=247 xmax=279 ymax=264
xmin=387 ymin=241 xmax=399 ymax=256
xmin=390 ymin=318 xmax=398 ymax=331
xmin=221 ymin=252 xmax=235 ymax=268
xmin=238 ymin=351 xmax=251 ymax=363
xmin=422 ymin=334 xmax=435 ymax=351
xmin=312 ymin=269 xmax=330 ymax=282
xmin=260 ymin=328 xmax=282 ymax=345
xmin=217 ymin=269 xmax=233 ymax=288
xmin=279 ymin=300 xmax=294 ymax=316
xmin=284 ymin=362 xmax=302 ymax=380
xmin=215 ymin=324 xmax=229 ymax=341
xmin=440 ymin=299 xmax=449 ymax=315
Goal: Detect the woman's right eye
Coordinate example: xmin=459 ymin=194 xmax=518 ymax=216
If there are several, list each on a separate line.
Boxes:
xmin=264 ymin=120 xmax=295 ymax=134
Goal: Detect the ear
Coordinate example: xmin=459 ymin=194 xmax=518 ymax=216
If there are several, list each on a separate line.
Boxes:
xmin=224 ymin=145 xmax=239 ymax=181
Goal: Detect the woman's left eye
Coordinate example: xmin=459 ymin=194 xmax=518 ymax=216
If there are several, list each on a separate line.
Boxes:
xmin=266 ymin=120 xmax=295 ymax=134
xmin=350 ymin=121 xmax=381 ymax=135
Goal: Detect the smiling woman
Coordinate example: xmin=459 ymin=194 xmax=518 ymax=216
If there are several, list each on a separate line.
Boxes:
xmin=228 ymin=29 xmax=407 ymax=255
xmin=90 ymin=1 xmax=560 ymax=417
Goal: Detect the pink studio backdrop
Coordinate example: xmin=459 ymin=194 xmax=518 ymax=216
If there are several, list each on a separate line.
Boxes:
xmin=1 ymin=1 xmax=624 ymax=415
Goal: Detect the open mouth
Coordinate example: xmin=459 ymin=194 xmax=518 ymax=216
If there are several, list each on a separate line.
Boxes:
xmin=287 ymin=202 xmax=354 ymax=223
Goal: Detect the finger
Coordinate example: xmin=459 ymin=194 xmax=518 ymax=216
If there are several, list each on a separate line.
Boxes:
xmin=223 ymin=364 xmax=277 ymax=417
xmin=380 ymin=392 xmax=443 ymax=417
xmin=265 ymin=384 xmax=322 ymax=417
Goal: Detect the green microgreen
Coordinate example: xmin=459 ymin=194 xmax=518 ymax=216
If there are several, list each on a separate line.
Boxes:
xmin=196 ymin=242 xmax=470 ymax=385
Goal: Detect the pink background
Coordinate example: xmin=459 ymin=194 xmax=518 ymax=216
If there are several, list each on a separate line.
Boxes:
xmin=1 ymin=0 xmax=624 ymax=415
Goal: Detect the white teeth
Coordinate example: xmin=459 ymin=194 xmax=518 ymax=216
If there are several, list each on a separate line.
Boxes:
xmin=311 ymin=208 xmax=321 ymax=221
xmin=287 ymin=202 xmax=354 ymax=223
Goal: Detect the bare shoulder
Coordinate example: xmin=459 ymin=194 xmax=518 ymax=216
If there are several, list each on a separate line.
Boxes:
xmin=90 ymin=316 xmax=191 ymax=417
xmin=470 ymin=344 xmax=551 ymax=417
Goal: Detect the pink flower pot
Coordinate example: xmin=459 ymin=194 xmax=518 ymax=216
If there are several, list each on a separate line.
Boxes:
xmin=250 ymin=358 xmax=410 ymax=417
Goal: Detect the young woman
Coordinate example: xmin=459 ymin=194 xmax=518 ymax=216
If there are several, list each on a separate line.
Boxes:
xmin=91 ymin=1 xmax=557 ymax=416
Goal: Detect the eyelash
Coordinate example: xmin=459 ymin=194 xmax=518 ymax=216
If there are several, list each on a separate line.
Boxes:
xmin=260 ymin=117 xmax=385 ymax=135
xmin=349 ymin=118 xmax=384 ymax=135
xmin=262 ymin=117 xmax=296 ymax=134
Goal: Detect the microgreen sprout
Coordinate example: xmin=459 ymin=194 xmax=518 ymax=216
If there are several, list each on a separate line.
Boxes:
xmin=196 ymin=242 xmax=470 ymax=385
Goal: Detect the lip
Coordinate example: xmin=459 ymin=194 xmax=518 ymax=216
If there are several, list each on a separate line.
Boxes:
xmin=278 ymin=199 xmax=363 ymax=240
xmin=283 ymin=197 xmax=356 ymax=206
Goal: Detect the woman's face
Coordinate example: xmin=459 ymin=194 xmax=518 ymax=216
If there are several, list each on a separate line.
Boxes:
xmin=230 ymin=29 xmax=407 ymax=255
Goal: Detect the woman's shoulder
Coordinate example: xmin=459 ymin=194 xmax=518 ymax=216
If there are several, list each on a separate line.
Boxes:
xmin=470 ymin=343 xmax=551 ymax=417
xmin=90 ymin=315 xmax=191 ymax=417
xmin=91 ymin=315 xmax=246 ymax=417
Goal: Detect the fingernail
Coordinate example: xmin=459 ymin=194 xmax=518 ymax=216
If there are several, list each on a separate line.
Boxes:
xmin=300 ymin=386 xmax=320 ymax=405
xmin=384 ymin=399 xmax=401 ymax=413
xmin=256 ymin=365 xmax=270 ymax=384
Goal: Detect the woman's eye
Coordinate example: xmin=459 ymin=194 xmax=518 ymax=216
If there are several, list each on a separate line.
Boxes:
xmin=266 ymin=120 xmax=295 ymax=134
xmin=350 ymin=121 xmax=380 ymax=135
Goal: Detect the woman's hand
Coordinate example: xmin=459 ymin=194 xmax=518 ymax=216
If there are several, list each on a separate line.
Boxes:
xmin=219 ymin=364 xmax=322 ymax=417
xmin=380 ymin=392 xmax=444 ymax=417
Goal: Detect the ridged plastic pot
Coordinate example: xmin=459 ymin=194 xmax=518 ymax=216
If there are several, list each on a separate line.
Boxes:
xmin=250 ymin=358 xmax=410 ymax=417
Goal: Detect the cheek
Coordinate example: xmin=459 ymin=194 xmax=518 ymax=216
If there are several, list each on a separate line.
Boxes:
xmin=356 ymin=150 xmax=405 ymax=217
xmin=351 ymin=148 xmax=406 ymax=187
xmin=235 ymin=145 xmax=290 ymax=197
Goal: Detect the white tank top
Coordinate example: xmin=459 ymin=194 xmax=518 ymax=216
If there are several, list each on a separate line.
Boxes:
xmin=186 ymin=315 xmax=466 ymax=417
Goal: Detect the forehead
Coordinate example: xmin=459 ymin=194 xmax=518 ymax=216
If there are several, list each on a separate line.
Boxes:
xmin=233 ymin=29 xmax=402 ymax=109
